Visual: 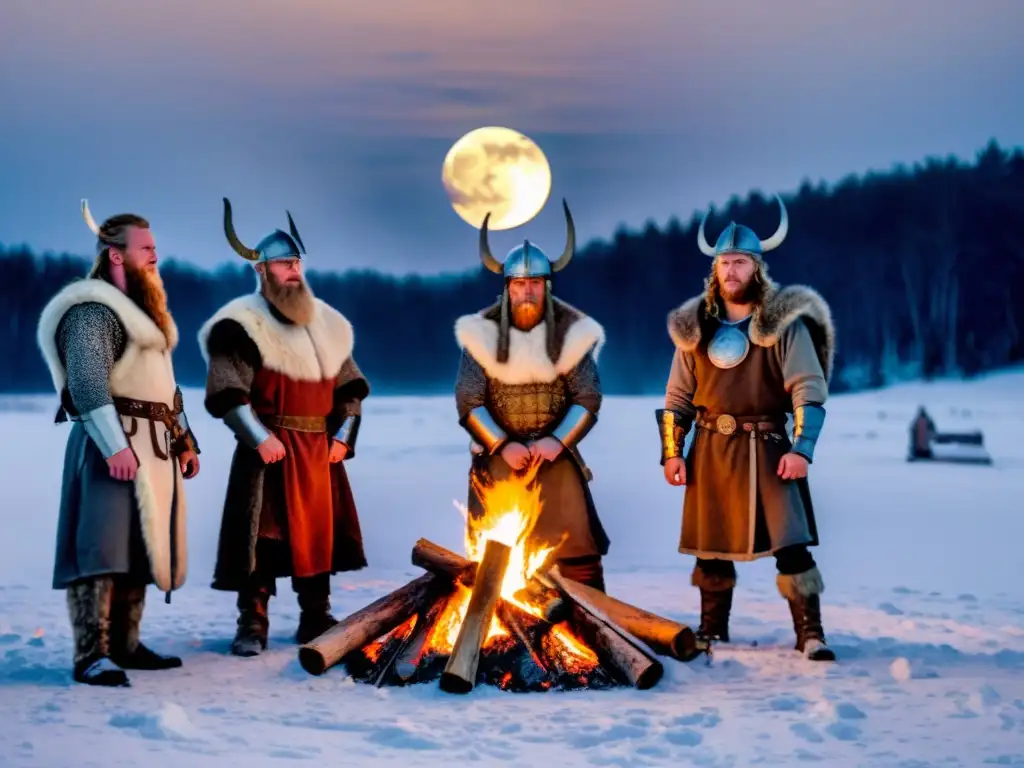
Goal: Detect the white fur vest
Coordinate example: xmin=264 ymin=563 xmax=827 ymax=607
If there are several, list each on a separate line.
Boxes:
xmin=197 ymin=293 xmax=354 ymax=381
xmin=455 ymin=306 xmax=605 ymax=385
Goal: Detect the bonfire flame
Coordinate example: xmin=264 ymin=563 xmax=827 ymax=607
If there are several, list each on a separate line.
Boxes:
xmin=422 ymin=457 xmax=597 ymax=668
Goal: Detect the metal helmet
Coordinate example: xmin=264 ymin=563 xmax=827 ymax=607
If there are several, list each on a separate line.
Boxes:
xmin=479 ymin=198 xmax=575 ymax=279
xmin=222 ymin=197 xmax=306 ymax=263
xmin=697 ymin=193 xmax=788 ymax=260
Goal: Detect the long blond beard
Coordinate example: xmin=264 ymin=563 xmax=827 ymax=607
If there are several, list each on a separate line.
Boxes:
xmin=510 ymin=299 xmax=543 ymax=330
xmin=124 ymin=262 xmax=175 ymax=344
xmin=262 ymin=271 xmax=316 ymax=326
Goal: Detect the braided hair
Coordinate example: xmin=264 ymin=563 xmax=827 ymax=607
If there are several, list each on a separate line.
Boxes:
xmin=87 ymin=213 xmax=150 ymax=280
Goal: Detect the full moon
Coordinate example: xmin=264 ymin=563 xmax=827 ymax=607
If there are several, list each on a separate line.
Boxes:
xmin=441 ymin=126 xmax=552 ymax=231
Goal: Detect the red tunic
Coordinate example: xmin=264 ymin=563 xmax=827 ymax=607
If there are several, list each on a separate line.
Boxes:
xmin=250 ymin=369 xmax=337 ymax=578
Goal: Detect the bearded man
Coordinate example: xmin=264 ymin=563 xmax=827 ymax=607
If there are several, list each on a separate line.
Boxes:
xmin=36 ymin=200 xmax=200 ymax=687
xmin=454 ymin=200 xmax=610 ymax=590
xmin=656 ymin=195 xmax=837 ymax=661
xmin=199 ymin=199 xmax=369 ymax=657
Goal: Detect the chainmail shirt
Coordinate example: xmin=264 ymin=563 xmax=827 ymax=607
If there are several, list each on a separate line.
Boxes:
xmin=455 ymin=350 xmax=602 ymax=441
xmin=55 ymin=302 xmax=126 ymax=413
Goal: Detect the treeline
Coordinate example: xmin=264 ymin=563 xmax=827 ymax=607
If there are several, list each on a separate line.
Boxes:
xmin=2 ymin=140 xmax=1023 ymax=396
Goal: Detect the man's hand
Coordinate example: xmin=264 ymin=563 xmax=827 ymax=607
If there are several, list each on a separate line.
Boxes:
xmin=500 ymin=441 xmax=531 ymax=471
xmin=329 ymin=440 xmax=349 ymax=463
xmin=257 ymin=434 xmax=287 ymax=464
xmin=777 ymin=452 xmax=809 ymax=480
xmin=107 ymin=447 xmax=139 ymax=481
xmin=664 ymin=456 xmax=686 ymax=486
xmin=179 ymin=449 xmax=200 ymax=479
xmin=529 ymin=436 xmax=564 ymax=463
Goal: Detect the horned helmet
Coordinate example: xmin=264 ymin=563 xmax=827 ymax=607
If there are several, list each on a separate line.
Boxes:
xmin=477 ymin=199 xmax=576 ymax=364
xmin=696 ymin=193 xmax=789 ymax=262
xmin=221 ymin=197 xmax=306 ymax=264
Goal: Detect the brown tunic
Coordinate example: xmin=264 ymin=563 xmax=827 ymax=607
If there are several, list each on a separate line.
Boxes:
xmin=664 ymin=285 xmax=834 ymax=561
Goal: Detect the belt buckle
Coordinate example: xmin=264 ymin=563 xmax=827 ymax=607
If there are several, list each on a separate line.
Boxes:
xmin=716 ymin=414 xmax=737 ymax=435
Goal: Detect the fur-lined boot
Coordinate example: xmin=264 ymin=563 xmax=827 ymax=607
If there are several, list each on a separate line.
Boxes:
xmin=109 ymin=581 xmax=182 ymax=670
xmin=67 ymin=577 xmax=129 ymax=687
xmin=232 ymin=580 xmax=272 ymax=657
xmin=691 ymin=564 xmax=735 ymax=643
xmin=294 ymin=574 xmax=338 ymax=645
xmin=777 ymin=567 xmax=836 ymax=661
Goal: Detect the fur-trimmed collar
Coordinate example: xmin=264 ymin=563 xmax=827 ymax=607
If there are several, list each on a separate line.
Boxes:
xmin=197 ymin=292 xmax=354 ymax=382
xmin=667 ymin=285 xmax=836 ymax=380
xmin=36 ymin=278 xmax=176 ymax=393
xmin=455 ymin=297 xmax=605 ymax=384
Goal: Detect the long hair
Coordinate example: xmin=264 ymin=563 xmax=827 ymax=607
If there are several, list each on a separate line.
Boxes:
xmin=703 ymin=258 xmax=776 ymax=319
xmin=87 ymin=213 xmax=150 ymax=280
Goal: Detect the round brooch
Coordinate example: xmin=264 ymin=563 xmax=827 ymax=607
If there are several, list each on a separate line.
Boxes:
xmin=708 ymin=324 xmax=750 ymax=369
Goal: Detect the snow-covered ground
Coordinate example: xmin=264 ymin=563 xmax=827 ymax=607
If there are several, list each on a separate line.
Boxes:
xmin=1 ymin=369 xmax=1023 ymax=767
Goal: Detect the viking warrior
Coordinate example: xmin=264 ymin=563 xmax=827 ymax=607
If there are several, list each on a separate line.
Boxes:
xmin=36 ymin=201 xmax=199 ymax=686
xmin=454 ymin=200 xmax=610 ymax=590
xmin=199 ymin=199 xmax=369 ymax=656
xmin=656 ymin=194 xmax=837 ymax=661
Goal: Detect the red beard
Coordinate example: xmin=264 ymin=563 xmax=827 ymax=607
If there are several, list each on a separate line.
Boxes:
xmin=124 ymin=262 xmax=175 ymax=345
xmin=511 ymin=299 xmax=544 ymax=330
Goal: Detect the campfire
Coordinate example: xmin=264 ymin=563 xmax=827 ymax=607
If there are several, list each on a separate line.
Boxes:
xmin=297 ymin=461 xmax=708 ymax=693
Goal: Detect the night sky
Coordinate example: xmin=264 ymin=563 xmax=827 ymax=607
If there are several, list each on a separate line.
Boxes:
xmin=1 ymin=0 xmax=1022 ymax=275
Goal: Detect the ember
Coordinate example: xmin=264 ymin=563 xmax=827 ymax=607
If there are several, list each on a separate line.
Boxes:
xmin=298 ymin=464 xmax=708 ymax=693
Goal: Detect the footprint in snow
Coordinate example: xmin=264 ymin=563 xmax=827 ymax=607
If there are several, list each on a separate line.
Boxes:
xmin=663 ymin=728 xmax=703 ymax=747
xmin=767 ymin=694 xmax=809 ymax=712
xmin=790 ymin=723 xmax=824 ymax=743
xmin=670 ymin=707 xmax=721 ymax=728
xmin=826 ymin=722 xmax=863 ymax=741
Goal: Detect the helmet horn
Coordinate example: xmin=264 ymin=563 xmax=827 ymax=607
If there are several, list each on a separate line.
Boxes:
xmin=758 ymin=194 xmax=788 ymax=252
xmin=478 ymin=212 xmax=503 ymax=274
xmin=222 ymin=198 xmax=259 ymax=261
xmin=286 ymin=210 xmax=306 ymax=254
xmin=696 ymin=208 xmax=716 ymax=257
xmin=81 ymin=199 xmax=100 ymax=236
xmin=549 ymin=198 xmax=576 ymax=273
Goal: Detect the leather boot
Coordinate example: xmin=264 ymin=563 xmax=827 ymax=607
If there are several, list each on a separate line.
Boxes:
xmin=691 ymin=564 xmax=735 ymax=643
xmin=231 ymin=582 xmax=271 ymax=657
xmin=67 ymin=577 xmax=129 ymax=687
xmin=777 ymin=567 xmax=836 ymax=661
xmin=110 ymin=581 xmax=182 ymax=670
xmin=294 ymin=574 xmax=338 ymax=645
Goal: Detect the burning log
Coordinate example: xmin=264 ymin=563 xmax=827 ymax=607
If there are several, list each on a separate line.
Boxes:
xmin=546 ymin=574 xmax=706 ymax=661
xmin=439 ymin=538 xmax=511 ymax=694
xmin=394 ymin=595 xmax=450 ymax=682
xmin=547 ymin=567 xmax=664 ymax=690
xmin=412 ymin=538 xmax=476 ymax=584
xmin=298 ymin=573 xmax=443 ymax=676
xmin=411 ymin=537 xmax=567 ymax=621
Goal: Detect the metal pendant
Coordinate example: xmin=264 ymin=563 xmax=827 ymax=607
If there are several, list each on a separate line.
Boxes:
xmin=708 ymin=324 xmax=750 ymax=369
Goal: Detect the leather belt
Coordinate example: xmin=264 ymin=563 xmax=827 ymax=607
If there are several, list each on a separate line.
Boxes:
xmin=696 ymin=412 xmax=786 ymax=437
xmin=261 ymin=415 xmax=327 ymax=433
xmin=113 ymin=395 xmax=185 ymax=460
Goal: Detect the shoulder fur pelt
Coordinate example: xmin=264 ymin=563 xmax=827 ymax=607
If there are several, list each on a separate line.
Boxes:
xmin=197 ymin=293 xmax=354 ymax=382
xmin=455 ymin=297 xmax=605 ymax=385
xmin=36 ymin=278 xmax=176 ymax=393
xmin=667 ymin=284 xmax=836 ymax=380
